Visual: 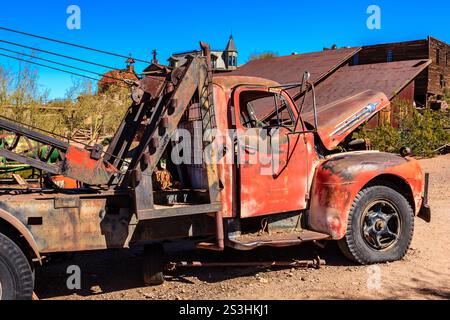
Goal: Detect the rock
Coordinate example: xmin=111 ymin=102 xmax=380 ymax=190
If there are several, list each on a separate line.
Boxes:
xmin=90 ymin=285 xmax=102 ymax=294
xmin=259 ymin=278 xmax=268 ymax=284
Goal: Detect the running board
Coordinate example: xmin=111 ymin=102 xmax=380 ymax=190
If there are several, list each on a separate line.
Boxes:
xmin=227 ymin=230 xmax=330 ymax=251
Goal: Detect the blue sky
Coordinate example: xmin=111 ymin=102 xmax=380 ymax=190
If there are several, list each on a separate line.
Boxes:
xmin=0 ymin=0 xmax=449 ymax=99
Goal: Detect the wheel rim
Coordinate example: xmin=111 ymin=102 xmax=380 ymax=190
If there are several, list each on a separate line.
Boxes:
xmin=361 ymin=200 xmax=401 ymax=251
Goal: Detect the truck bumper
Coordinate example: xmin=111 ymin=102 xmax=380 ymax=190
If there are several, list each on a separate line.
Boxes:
xmin=418 ymin=201 xmax=431 ymax=223
xmin=417 ymin=173 xmax=431 ymax=223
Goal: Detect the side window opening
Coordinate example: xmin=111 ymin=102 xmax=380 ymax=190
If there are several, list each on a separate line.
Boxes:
xmin=239 ymin=91 xmax=295 ymax=129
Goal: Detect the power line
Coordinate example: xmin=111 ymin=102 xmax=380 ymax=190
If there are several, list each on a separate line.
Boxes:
xmin=0 ymin=39 xmax=121 ymax=71
xmin=0 ymin=26 xmax=151 ymax=64
xmin=0 ymin=47 xmax=132 ymax=83
xmin=0 ymin=52 xmax=102 ymax=82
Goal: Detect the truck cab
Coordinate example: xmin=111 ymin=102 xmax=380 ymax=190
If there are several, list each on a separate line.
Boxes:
xmin=211 ymin=75 xmax=429 ymax=257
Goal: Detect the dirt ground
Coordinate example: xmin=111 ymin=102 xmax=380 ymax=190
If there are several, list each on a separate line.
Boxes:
xmin=35 ymin=154 xmax=450 ymax=300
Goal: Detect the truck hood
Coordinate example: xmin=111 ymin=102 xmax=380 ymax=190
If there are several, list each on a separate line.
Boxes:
xmin=302 ymin=90 xmax=389 ymax=150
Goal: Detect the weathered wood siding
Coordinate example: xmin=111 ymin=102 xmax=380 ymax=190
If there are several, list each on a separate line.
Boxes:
xmin=428 ymin=37 xmax=450 ymax=97
xmin=357 ymin=40 xmax=429 ymax=65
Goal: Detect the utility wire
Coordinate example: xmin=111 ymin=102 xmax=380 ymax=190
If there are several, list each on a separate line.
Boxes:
xmin=0 ymin=52 xmax=132 ymax=89
xmin=0 ymin=26 xmax=151 ymax=64
xmin=0 ymin=52 xmax=101 ymax=82
xmin=0 ymin=39 xmax=121 ymax=71
xmin=0 ymin=47 xmax=132 ymax=83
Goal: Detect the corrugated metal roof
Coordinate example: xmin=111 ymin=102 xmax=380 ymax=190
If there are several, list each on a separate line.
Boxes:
xmin=301 ymin=59 xmax=432 ymax=114
xmin=229 ymin=47 xmax=361 ymax=88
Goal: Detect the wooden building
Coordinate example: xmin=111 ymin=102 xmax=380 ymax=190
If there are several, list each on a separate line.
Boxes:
xmin=167 ymin=35 xmax=238 ymax=72
xmin=354 ymin=36 xmax=450 ymax=108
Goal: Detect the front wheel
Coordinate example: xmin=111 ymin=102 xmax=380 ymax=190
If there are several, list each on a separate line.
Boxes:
xmin=338 ymin=185 xmax=414 ymax=265
xmin=0 ymin=233 xmax=34 ymax=300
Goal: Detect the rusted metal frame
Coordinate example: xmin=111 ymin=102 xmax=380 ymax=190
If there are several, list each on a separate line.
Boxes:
xmin=7 ymin=133 xmax=20 ymax=150
xmin=59 ymin=146 xmax=119 ymax=186
xmin=21 ymin=189 xmax=130 ymax=202
xmin=166 ymin=258 xmax=326 ymax=270
xmin=0 ymin=117 xmax=69 ymax=175
xmin=104 ymin=101 xmax=149 ymax=170
xmin=126 ymin=95 xmax=166 ymax=215
xmin=195 ymin=42 xmax=224 ymax=251
xmin=133 ymin=167 xmax=155 ymax=216
xmin=128 ymin=57 xmax=201 ymax=175
xmin=153 ymin=189 xmax=210 ymax=205
xmin=199 ymin=54 xmax=220 ymax=203
xmin=127 ymin=57 xmax=212 ymax=216
xmin=227 ymin=227 xmax=331 ymax=248
xmin=125 ymin=94 xmax=167 ymax=175
xmin=0 ymin=148 xmax=60 ymax=174
xmin=0 ymin=117 xmax=69 ymax=150
xmin=137 ymin=202 xmax=222 ymax=220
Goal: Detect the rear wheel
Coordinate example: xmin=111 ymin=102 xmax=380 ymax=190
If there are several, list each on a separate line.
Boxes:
xmin=338 ymin=185 xmax=414 ymax=264
xmin=142 ymin=243 xmax=165 ymax=286
xmin=0 ymin=233 xmax=34 ymax=300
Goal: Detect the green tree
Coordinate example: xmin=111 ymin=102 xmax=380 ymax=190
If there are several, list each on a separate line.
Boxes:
xmin=249 ymin=51 xmax=279 ymax=61
xmin=354 ymin=99 xmax=450 ymax=157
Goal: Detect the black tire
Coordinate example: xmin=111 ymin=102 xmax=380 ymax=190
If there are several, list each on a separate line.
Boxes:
xmin=142 ymin=244 xmax=165 ymax=286
xmin=338 ymin=185 xmax=414 ymax=265
xmin=0 ymin=233 xmax=34 ymax=300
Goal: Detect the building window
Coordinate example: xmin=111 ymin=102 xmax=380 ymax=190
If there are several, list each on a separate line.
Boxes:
xmin=211 ymin=56 xmax=217 ymax=69
xmin=440 ymin=74 xmax=445 ymax=88
xmin=228 ymin=56 xmax=236 ymax=67
xmin=169 ymin=59 xmax=177 ymax=68
xmin=436 ymin=49 xmax=440 ymax=65
xmin=387 ymin=49 xmax=394 ymax=62
xmin=352 ymin=53 xmax=359 ymax=65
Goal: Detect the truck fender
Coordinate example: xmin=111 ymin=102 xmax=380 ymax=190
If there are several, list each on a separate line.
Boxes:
xmin=0 ymin=208 xmax=42 ymax=264
xmin=307 ymin=152 xmax=422 ymax=240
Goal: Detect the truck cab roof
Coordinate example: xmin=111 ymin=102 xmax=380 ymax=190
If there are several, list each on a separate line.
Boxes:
xmin=213 ymin=75 xmax=281 ymax=92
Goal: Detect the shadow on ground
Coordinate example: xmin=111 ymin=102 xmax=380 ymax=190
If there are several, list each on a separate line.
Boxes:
xmin=35 ymin=240 xmax=354 ymax=299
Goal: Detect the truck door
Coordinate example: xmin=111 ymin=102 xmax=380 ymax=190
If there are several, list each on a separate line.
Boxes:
xmin=233 ymin=87 xmax=309 ymax=218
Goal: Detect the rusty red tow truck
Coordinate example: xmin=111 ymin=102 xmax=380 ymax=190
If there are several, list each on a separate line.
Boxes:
xmin=0 ymin=43 xmax=430 ymax=300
